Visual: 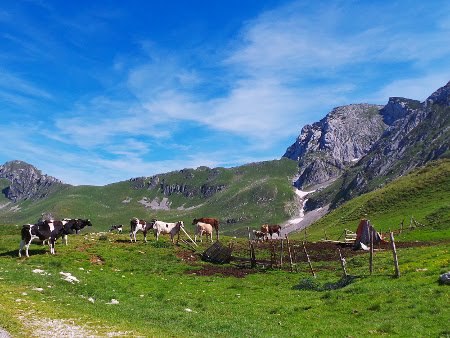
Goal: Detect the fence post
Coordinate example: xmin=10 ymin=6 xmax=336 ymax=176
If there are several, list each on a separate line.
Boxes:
xmin=369 ymin=227 xmax=374 ymax=274
xmin=280 ymin=239 xmax=284 ymax=268
xmin=389 ymin=231 xmax=400 ymax=278
xmin=338 ymin=248 xmax=348 ymax=277
xmin=285 ymin=235 xmax=294 ymax=272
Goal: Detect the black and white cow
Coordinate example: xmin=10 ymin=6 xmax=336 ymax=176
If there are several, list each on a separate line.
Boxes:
xmin=18 ymin=219 xmax=92 ymax=257
xmin=130 ymin=217 xmax=156 ymax=243
xmin=109 ymin=224 xmax=123 ymax=233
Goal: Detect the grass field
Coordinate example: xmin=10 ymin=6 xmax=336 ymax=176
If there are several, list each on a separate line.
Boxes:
xmin=0 ymin=224 xmax=448 ymax=337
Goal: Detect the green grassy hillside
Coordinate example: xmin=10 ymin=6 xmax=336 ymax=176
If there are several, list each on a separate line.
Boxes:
xmin=292 ymin=159 xmax=450 ymax=242
xmin=0 ymin=159 xmax=298 ymax=235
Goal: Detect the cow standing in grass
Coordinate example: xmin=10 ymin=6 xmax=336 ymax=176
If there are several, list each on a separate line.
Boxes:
xmin=130 ymin=218 xmax=155 ymax=243
xmin=261 ymin=224 xmax=282 ymax=240
xmin=153 ymin=220 xmax=184 ymax=243
xmin=192 ymin=217 xmax=219 ymax=240
xmin=19 ymin=218 xmax=92 ymax=257
xmin=194 ymin=222 xmax=213 ymax=243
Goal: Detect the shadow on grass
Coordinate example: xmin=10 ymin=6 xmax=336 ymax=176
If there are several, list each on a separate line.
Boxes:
xmin=0 ymin=248 xmax=47 ymax=258
xmin=292 ymin=275 xmax=359 ymax=291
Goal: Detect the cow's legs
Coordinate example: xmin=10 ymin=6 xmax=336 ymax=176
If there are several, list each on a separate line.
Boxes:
xmin=19 ymin=240 xmax=25 ymax=257
xmin=143 ymin=230 xmax=147 ymax=243
xmin=63 ymin=235 xmax=68 ymax=245
xmin=49 ymin=238 xmax=56 ymax=255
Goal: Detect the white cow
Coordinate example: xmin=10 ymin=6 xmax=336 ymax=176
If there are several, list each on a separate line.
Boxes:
xmin=152 ymin=220 xmax=184 ymax=243
xmin=194 ymin=222 xmax=213 ymax=243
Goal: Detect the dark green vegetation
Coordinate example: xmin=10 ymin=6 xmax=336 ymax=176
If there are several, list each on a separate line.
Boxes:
xmin=0 ymin=159 xmax=298 ymax=236
xmin=0 ymin=224 xmax=448 ymax=337
xmin=294 ymin=159 xmax=450 ymax=242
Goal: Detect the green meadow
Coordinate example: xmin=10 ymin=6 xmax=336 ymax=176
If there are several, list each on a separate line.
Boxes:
xmin=0 ymin=223 xmax=448 ymax=337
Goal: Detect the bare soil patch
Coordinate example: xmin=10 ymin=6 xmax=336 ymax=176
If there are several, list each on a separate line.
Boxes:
xmin=90 ymin=255 xmax=105 ymax=265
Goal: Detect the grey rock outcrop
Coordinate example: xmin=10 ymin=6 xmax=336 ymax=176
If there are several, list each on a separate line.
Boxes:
xmin=283 ymin=104 xmax=385 ymax=188
xmin=0 ymin=160 xmax=66 ymax=202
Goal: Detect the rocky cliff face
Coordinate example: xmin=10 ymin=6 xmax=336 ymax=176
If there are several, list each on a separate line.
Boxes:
xmin=283 ymin=104 xmax=385 ymax=188
xmin=306 ymin=81 xmax=450 ymax=209
xmin=130 ymin=167 xmax=228 ymax=199
xmin=0 ymin=160 xmax=66 ymax=202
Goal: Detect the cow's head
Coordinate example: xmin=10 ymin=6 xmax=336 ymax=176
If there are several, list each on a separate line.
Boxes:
xmin=191 ymin=218 xmax=198 ymax=225
xmin=178 ymin=221 xmax=184 ymax=228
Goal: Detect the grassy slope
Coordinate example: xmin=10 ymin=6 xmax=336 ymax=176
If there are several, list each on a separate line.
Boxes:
xmin=0 ymin=159 xmax=298 ymax=236
xmin=291 ymin=159 xmax=450 ymax=242
xmin=0 ymin=225 xmax=448 ymax=337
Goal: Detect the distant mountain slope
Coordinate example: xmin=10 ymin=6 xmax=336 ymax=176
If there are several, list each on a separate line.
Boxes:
xmin=0 ymin=160 xmax=67 ymax=202
xmin=306 ymin=81 xmax=450 ymax=210
xmin=291 ymin=159 xmax=450 ymax=242
xmin=0 ymin=159 xmax=298 ymax=235
xmin=283 ymin=104 xmax=385 ymax=189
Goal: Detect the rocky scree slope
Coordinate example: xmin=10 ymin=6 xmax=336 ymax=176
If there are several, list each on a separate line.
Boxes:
xmin=0 ymin=160 xmax=66 ymax=202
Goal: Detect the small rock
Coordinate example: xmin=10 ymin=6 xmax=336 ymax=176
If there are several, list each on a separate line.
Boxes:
xmin=184 ymin=308 xmax=192 ymax=312
xmin=32 ymin=288 xmax=44 ymax=292
xmin=439 ymin=272 xmax=450 ymax=285
xmin=88 ymin=297 xmax=95 ymax=303
xmin=107 ymin=299 xmax=119 ymax=305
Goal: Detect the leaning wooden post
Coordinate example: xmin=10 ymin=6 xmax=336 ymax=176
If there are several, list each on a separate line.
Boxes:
xmin=285 ymin=235 xmax=294 ymax=272
xmin=338 ymin=248 xmax=348 ymax=277
xmin=180 ymin=227 xmax=198 ymax=247
xmin=369 ymin=227 xmax=374 ymax=274
xmin=389 ymin=231 xmax=400 ymax=278
xmin=303 ymin=241 xmax=316 ymax=277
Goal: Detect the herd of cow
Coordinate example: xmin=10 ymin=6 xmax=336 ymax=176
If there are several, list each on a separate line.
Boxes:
xmin=17 ymin=216 xmax=282 ymax=257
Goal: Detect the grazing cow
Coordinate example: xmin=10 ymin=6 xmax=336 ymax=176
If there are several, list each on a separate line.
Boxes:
xmin=152 ymin=220 xmax=184 ymax=243
xmin=194 ymin=222 xmax=213 ymax=243
xmin=109 ymin=224 xmax=123 ymax=233
xmin=18 ymin=219 xmax=92 ymax=257
xmin=252 ymin=230 xmax=266 ymax=241
xmin=261 ymin=224 xmax=282 ymax=239
xmin=61 ymin=219 xmax=92 ymax=245
xmin=192 ymin=217 xmax=219 ymax=240
xmin=130 ymin=218 xmax=155 ymax=243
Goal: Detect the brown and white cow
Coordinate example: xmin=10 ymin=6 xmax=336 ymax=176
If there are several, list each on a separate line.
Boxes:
xmin=192 ymin=217 xmax=219 ymax=240
xmin=261 ymin=224 xmax=282 ymax=240
xmin=19 ymin=218 xmax=92 ymax=257
xmin=194 ymin=222 xmax=213 ymax=243
xmin=152 ymin=220 xmax=184 ymax=243
xmin=252 ymin=230 xmax=266 ymax=241
xmin=130 ymin=218 xmax=155 ymax=243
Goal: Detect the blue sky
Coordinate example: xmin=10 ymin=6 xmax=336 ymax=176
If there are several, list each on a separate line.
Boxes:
xmin=1 ymin=0 xmax=449 ymax=185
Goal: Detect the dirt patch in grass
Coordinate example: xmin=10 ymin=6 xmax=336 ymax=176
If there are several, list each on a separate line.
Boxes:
xmin=176 ymin=250 xmax=199 ymax=263
xmin=230 ymin=239 xmax=450 ymax=263
xmin=90 ymin=255 xmax=105 ymax=265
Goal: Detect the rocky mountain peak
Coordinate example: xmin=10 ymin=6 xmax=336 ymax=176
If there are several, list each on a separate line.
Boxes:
xmin=283 ymin=103 xmax=385 ymax=189
xmin=425 ymin=80 xmax=450 ymax=106
xmin=0 ymin=160 xmax=65 ymax=202
xmin=380 ymin=97 xmax=422 ymax=125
